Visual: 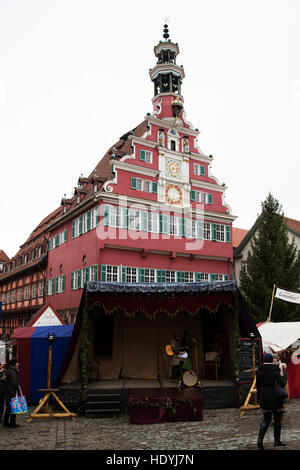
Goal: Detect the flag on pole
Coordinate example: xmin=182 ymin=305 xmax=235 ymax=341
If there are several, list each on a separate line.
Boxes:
xmin=275 ymin=287 xmax=300 ymax=305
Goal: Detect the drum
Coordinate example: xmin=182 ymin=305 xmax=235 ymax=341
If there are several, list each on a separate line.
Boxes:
xmin=182 ymin=370 xmax=198 ymax=387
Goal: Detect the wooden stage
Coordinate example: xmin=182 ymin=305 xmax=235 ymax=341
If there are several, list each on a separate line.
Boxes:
xmin=55 ymin=378 xmax=238 ymax=415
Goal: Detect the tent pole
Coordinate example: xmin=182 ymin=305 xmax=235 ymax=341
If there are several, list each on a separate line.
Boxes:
xmin=267 ymin=284 xmax=276 ymax=322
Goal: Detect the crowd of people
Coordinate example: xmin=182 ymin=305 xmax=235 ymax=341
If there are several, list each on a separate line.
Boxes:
xmin=0 ymin=358 xmax=21 ymax=427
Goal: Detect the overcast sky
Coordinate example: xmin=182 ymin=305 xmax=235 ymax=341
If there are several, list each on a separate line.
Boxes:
xmin=0 ymin=0 xmax=299 ymax=258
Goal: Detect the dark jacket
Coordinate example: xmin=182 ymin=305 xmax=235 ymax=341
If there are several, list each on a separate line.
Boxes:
xmin=256 ymin=363 xmax=287 ymax=410
xmin=0 ymin=368 xmax=7 ymax=395
xmin=5 ymin=365 xmax=19 ymax=400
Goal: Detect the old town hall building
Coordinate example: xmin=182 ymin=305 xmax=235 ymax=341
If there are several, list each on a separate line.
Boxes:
xmin=0 ymin=25 xmax=236 ymax=340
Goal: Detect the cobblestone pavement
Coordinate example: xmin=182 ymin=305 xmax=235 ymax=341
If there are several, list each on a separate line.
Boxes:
xmin=1 ymin=399 xmax=300 ymax=453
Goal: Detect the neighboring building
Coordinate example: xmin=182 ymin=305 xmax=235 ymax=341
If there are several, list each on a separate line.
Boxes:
xmin=0 ymin=25 xmax=237 ymax=338
xmin=0 ymin=208 xmax=62 ymax=340
xmin=233 ymin=217 xmax=300 ymax=285
xmin=0 ymin=250 xmax=10 ymax=273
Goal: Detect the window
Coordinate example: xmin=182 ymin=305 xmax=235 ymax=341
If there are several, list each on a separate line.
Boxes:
xmin=165 ymin=270 xmax=176 ymax=283
xmin=194 ymin=163 xmax=205 ymax=176
xmin=38 ymin=281 xmax=44 ymax=297
xmin=110 ymin=206 xmax=122 ymax=227
xmin=130 ymin=177 xmax=143 ymax=191
xmin=11 ymin=290 xmax=16 ymax=302
xmin=139 ymin=149 xmax=152 ymax=163
xmin=31 ymin=283 xmax=37 ymax=299
xmin=144 ymin=180 xmax=158 ymax=193
xmin=123 ymin=267 xmax=137 ymax=283
xmin=46 ymin=279 xmax=55 ymax=296
xmin=24 ymin=286 xmax=30 ymax=300
xmin=128 ymin=209 xmax=141 ymax=231
xmin=241 ymin=261 xmax=248 ymax=273
xmin=89 ymin=265 xmax=98 ymax=282
xmin=203 ymin=222 xmax=211 ymax=240
xmin=56 ymin=275 xmax=65 ymax=294
xmin=17 ymin=288 xmax=22 ymax=301
xmin=2 ymin=293 xmax=5 ymax=304
xmin=106 ymin=265 xmax=118 ymax=282
xmin=144 ymin=268 xmax=155 ymax=283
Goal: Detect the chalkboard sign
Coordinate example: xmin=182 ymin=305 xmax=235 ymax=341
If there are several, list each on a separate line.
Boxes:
xmin=239 ymin=337 xmax=262 ymax=383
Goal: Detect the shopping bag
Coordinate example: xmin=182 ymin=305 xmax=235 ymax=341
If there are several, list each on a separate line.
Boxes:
xmin=10 ymin=387 xmax=28 ymax=414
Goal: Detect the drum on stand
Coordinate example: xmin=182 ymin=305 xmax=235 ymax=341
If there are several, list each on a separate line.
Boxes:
xmin=182 ymin=370 xmax=198 ymax=387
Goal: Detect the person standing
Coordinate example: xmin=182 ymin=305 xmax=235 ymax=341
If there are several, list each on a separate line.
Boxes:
xmin=3 ymin=358 xmax=20 ymax=428
xmin=170 ymin=332 xmax=181 ymax=383
xmin=256 ymin=352 xmax=287 ymax=449
xmin=0 ymin=363 xmax=7 ymax=422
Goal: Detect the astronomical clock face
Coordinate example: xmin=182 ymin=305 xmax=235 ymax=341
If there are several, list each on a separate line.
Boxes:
xmin=165 ymin=184 xmax=182 ymax=205
xmin=165 ymin=158 xmax=181 ymax=178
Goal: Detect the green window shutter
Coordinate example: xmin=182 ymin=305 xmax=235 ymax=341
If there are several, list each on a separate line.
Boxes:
xmin=141 ymin=211 xmax=148 ymax=231
xmin=200 ymin=165 xmax=205 ymax=176
xmin=176 ymin=271 xmax=185 ymax=282
xmin=103 ymin=205 xmax=110 ymax=226
xmin=77 ymin=269 xmax=81 ymax=288
xmin=94 ymin=264 xmax=98 ymax=281
xmin=72 ymin=220 xmax=75 ymax=238
xmin=122 ymin=208 xmax=129 ymax=229
xmin=159 ymin=214 xmax=169 ymax=234
xmin=179 ymin=218 xmax=186 ymax=237
xmin=225 ymin=225 xmax=231 ymax=243
xmin=195 ymin=272 xmax=202 ymax=282
xmin=190 ymin=190 xmax=196 ymax=201
xmin=95 ymin=205 xmax=99 ymax=226
xmin=210 ymin=273 xmax=217 ymax=282
xmin=139 ymin=149 xmax=146 ymax=161
xmin=196 ymin=220 xmax=203 ymax=239
xmin=121 ymin=266 xmax=126 ymax=282
xmin=46 ymin=280 xmax=49 ymax=296
xmin=55 ymin=234 xmax=59 ymax=247
xmin=224 ymin=274 xmax=229 ymax=281
xmin=56 ymin=277 xmax=59 ymax=293
xmin=52 ymin=278 xmax=55 ymax=294
xmin=78 ymin=216 xmax=83 ymax=235
xmin=152 ymin=182 xmax=157 ymax=193
xmin=62 ymin=275 xmax=65 ymax=292
xmin=138 ymin=268 xmax=145 ymax=282
xmin=85 ymin=266 xmax=90 ymax=282
xmin=100 ymin=265 xmax=106 ymax=282
xmin=86 ymin=210 xmax=91 ymax=231
xmin=212 ymin=223 xmax=217 ymax=241
xmin=71 ymin=272 xmax=74 ymax=290
xmin=130 ymin=177 xmax=137 ymax=189
xmin=207 ymin=193 xmax=213 ymax=204
xmin=157 ymin=270 xmax=166 ymax=282
xmin=64 ymin=229 xmax=67 ymax=242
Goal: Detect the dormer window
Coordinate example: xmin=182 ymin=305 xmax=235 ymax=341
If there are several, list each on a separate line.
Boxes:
xmin=94 ymin=184 xmax=98 ymax=193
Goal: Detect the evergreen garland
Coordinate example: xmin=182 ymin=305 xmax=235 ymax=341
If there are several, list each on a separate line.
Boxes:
xmin=80 ymin=307 xmax=89 ymax=399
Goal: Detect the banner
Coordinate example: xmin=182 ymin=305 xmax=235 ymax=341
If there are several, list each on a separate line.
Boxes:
xmin=275 ymin=287 xmax=300 ymax=305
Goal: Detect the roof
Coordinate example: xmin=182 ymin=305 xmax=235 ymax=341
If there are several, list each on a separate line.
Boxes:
xmin=233 ymin=215 xmax=300 ymax=257
xmin=285 ymin=217 xmax=300 ymax=236
xmin=0 ymin=250 xmax=10 ymax=263
xmin=232 ymin=228 xmax=248 ymax=248
xmin=85 ymin=280 xmax=238 ymax=295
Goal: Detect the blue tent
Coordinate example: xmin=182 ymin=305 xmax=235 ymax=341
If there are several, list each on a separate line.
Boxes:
xmin=11 ymin=325 xmax=74 ymax=402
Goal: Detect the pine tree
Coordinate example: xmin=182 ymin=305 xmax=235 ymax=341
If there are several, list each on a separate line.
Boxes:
xmin=240 ymin=193 xmax=300 ymax=323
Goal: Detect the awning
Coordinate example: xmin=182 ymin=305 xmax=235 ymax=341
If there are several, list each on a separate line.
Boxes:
xmin=257 ymin=322 xmax=300 ymax=352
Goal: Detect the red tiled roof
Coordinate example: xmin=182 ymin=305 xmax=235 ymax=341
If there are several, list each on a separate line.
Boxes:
xmin=232 ymin=227 xmax=248 ymax=248
xmin=0 ymin=250 xmax=10 ymax=263
xmin=285 ymin=217 xmax=300 ymax=235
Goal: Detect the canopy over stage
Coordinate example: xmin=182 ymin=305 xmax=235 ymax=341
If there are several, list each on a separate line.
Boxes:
xmin=56 ymin=281 xmax=259 ymax=390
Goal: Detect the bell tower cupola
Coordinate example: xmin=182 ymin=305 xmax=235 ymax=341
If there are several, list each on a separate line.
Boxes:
xmin=150 ymin=24 xmax=185 ymax=119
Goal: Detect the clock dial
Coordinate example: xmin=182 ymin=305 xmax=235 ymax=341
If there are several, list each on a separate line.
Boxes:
xmin=166 ymin=158 xmax=181 ymax=178
xmin=165 ymin=184 xmax=182 ymax=205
